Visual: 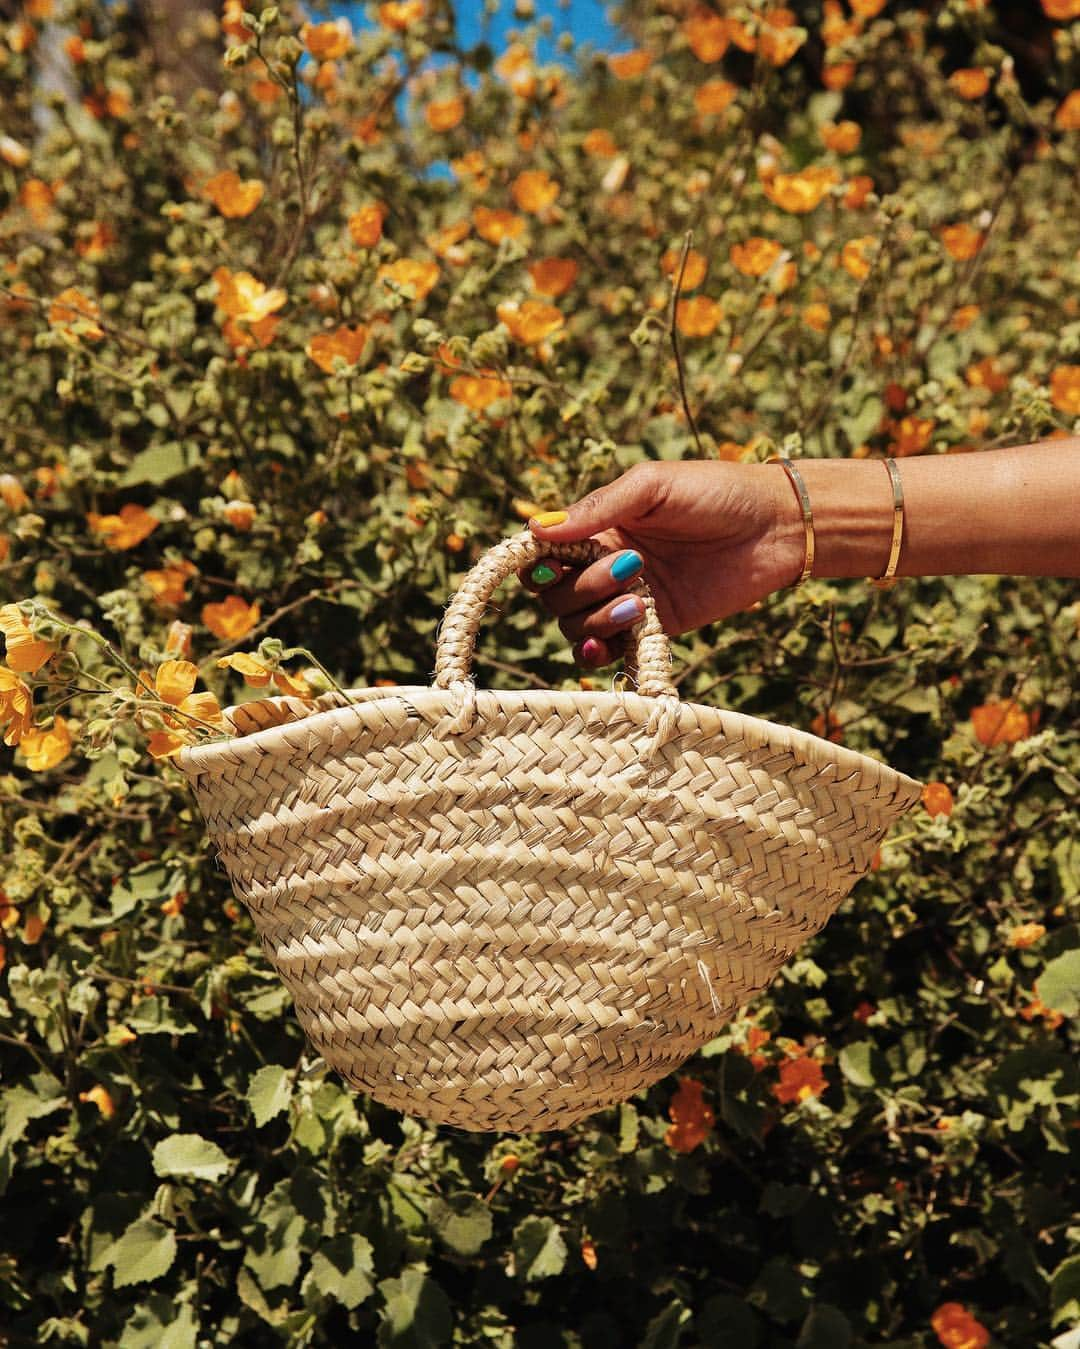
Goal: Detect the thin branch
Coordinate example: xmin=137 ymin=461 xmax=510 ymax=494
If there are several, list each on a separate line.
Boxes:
xmin=667 ymin=230 xmax=705 ymax=457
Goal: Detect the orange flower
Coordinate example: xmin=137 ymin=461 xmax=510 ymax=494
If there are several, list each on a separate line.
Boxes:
xmin=0 ymin=668 xmax=34 ymax=746
xmin=202 ymin=595 xmax=260 ymax=641
xmin=773 ymin=1056 xmax=827 ymax=1104
xmin=217 ymin=652 xmax=313 ymax=698
xmin=1019 ymin=991 xmax=1065 ymax=1031
xmin=843 ymin=175 xmax=874 ymax=209
xmin=930 ymin=1303 xmax=990 ymax=1349
xmin=675 ymin=296 xmax=723 ymax=337
xmin=664 ymin=1076 xmax=715 ymax=1153
xmin=1041 ymin=0 xmax=1080 ymax=17
xmin=8 ymin=21 xmax=36 ymax=52
xmin=1054 ymin=91 xmax=1080 ymax=131
xmin=760 ymin=9 xmax=805 ymax=67
xmin=822 ymin=0 xmax=860 ymax=46
xmin=951 ymin=304 xmax=981 ymax=331
xmin=75 ymin=220 xmax=117 ymax=260
xmin=727 ymin=16 xmax=757 ymax=51
xmin=0 ymin=604 xmax=54 ymax=673
xmin=48 ymin=287 xmax=104 ymax=341
xmin=161 ymin=893 xmax=185 ymax=917
xmin=850 ymin=0 xmax=887 ymax=13
xmin=684 ymin=8 xmax=729 ymax=62
xmin=348 ymin=203 xmax=386 ymax=248
xmin=223 ymin=314 xmax=279 ymax=354
xmin=165 ymin=620 xmax=193 ymax=658
xmin=802 ymin=302 xmax=830 ymax=332
xmin=527 ymin=258 xmax=578 ymax=297
xmin=949 ymin=68 xmax=989 ymax=99
xmin=965 ymin=357 xmax=1007 ymax=394
xmin=449 ymin=371 xmax=512 ymax=411
xmin=379 ymin=0 xmax=424 ymax=29
xmin=1008 ymin=922 xmax=1046 ymax=949
xmin=921 ymin=781 xmax=954 ymax=818
xmin=425 ymin=95 xmax=465 ymax=131
xmin=301 ymin=19 xmax=352 ymax=60
xmin=581 ymin=1238 xmax=598 ymax=1270
xmin=811 ymin=710 xmax=843 ymax=742
xmin=730 ymin=237 xmax=782 ymax=278
xmin=223 ymin=500 xmax=255 ymax=531
xmin=0 ymin=536 xmax=9 ymax=564
xmin=451 ymin=150 xmax=490 ymax=191
xmin=694 ymin=80 xmax=738 ymax=115
xmin=307 ymin=324 xmax=369 ymax=373
xmin=23 ymin=911 xmax=45 ymax=944
xmin=64 ymin=33 xmax=85 ymax=62
xmin=143 ymin=561 xmax=197 ymax=609
xmin=427 ymin=218 xmax=471 ymax=262
xmin=19 ymin=178 xmax=54 ymax=225
xmin=512 ymin=169 xmax=560 ymax=213
xmin=378 ymin=258 xmax=439 ymax=301
xmin=840 ymin=235 xmax=876 ymax=280
xmin=222 ymin=0 xmax=254 ymax=41
xmin=764 ymin=165 xmax=839 ymax=213
xmin=661 ymin=247 xmax=708 ymax=289
xmin=79 ymin=1086 xmax=115 ymax=1120
xmin=0 ymin=135 xmax=30 ymax=167
xmin=472 ymin=206 xmax=526 ymax=245
xmin=19 ymin=715 xmax=71 ymax=771
xmin=202 ymin=170 xmax=264 ymax=218
xmin=1050 ymin=365 xmax=1080 ymax=416
xmin=212 ymin=268 xmax=287 ymax=323
xmin=940 ymin=223 xmax=984 ymax=262
xmin=822 ymin=61 xmax=855 ymax=90
xmin=497 ymin=299 xmax=565 ymax=345
xmin=822 ymin=120 xmax=862 ymax=153
xmin=971 ymin=700 xmax=1034 ymax=745
xmin=495 ymin=43 xmax=537 ymax=98
xmin=889 ymin=415 xmax=935 ymax=457
xmin=582 ymin=128 xmax=617 ymax=157
xmin=87 ymin=503 xmax=159 ymax=550
xmin=608 ymin=50 xmax=653 ymax=79
xmin=0 ymin=476 xmax=29 ymax=512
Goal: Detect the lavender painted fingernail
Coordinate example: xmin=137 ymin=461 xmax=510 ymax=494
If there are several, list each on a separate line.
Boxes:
xmin=609 ymin=598 xmax=642 ymax=625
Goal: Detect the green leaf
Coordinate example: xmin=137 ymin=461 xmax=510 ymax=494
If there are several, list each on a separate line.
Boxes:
xmin=798 ymin=1304 xmax=853 ymax=1348
xmin=306 ymin=1235 xmax=376 ymax=1309
xmin=376 ymin=1267 xmax=453 ymax=1348
xmin=247 ymin=1064 xmax=292 ymax=1127
xmin=103 ymin=1217 xmax=177 ymax=1288
xmin=1039 ymin=950 xmax=1080 ymax=1016
xmin=839 ymin=1041 xmax=881 ymax=1088
xmin=640 ymin=1300 xmax=691 ymax=1349
xmin=119 ymin=442 xmax=192 ymax=486
xmin=0 ymin=1082 xmax=66 ymax=1151
xmin=512 ymin=1216 xmax=567 ymax=1281
xmin=152 ymin=1134 xmax=232 ymax=1182
xmin=428 ymin=1193 xmax=493 ymax=1257
xmin=119 ymin=1293 xmax=197 ymax=1349
xmin=127 ymin=997 xmax=197 ymax=1037
xmin=1051 ymin=1254 xmax=1080 ymax=1327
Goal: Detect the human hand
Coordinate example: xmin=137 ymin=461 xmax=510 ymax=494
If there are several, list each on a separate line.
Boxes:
xmin=520 ymin=460 xmax=804 ymax=668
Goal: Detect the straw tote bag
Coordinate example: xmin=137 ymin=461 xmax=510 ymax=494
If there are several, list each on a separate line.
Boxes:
xmin=176 ymin=530 xmax=922 ymax=1133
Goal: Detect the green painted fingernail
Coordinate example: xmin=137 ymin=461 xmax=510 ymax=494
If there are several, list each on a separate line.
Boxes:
xmin=531 ymin=564 xmax=557 ymax=585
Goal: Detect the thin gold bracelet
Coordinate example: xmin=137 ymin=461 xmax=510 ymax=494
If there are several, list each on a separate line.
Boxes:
xmin=868 ymin=457 xmax=904 ymax=589
xmin=768 ymin=455 xmax=814 ymax=585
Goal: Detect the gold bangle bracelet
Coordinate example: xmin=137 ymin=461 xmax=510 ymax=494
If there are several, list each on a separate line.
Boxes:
xmin=768 ymin=455 xmax=814 ymax=585
xmin=868 ymin=457 xmax=904 ymax=589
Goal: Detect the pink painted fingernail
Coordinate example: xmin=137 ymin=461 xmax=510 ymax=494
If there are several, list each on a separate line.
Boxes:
xmin=581 ymin=638 xmax=603 ymax=664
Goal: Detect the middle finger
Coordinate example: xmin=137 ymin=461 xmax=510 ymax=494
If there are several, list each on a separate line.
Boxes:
xmin=529 ymin=548 xmax=645 ymax=619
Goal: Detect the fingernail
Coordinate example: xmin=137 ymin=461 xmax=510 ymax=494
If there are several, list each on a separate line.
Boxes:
xmin=609 ymin=598 xmax=642 ymax=625
xmin=530 ymin=563 xmax=557 ymax=585
xmin=610 ymin=550 xmax=643 ymax=582
xmin=531 ymin=510 xmax=568 ymax=528
xmin=581 ymin=638 xmax=604 ymax=664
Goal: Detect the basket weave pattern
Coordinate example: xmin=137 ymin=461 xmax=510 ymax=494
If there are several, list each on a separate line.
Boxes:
xmin=178 ymin=533 xmax=922 ymax=1133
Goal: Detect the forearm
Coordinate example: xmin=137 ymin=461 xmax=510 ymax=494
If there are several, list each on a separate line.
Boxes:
xmin=793 ymin=439 xmax=1080 ymax=580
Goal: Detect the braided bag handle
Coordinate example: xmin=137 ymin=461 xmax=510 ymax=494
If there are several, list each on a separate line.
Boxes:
xmin=432 ymin=530 xmax=679 ymax=734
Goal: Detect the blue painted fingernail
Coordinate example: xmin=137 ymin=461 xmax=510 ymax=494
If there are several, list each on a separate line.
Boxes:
xmin=609 ymin=597 xmax=642 ymax=625
xmin=610 ymin=550 xmax=643 ymax=582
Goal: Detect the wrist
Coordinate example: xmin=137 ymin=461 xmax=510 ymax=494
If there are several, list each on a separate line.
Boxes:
xmin=794 ymin=458 xmax=897 ymax=580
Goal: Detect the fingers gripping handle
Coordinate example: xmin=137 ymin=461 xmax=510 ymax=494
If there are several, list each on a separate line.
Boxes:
xmin=432 ymin=531 xmax=679 ymax=710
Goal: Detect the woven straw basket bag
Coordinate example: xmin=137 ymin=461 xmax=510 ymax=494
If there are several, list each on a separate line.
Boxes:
xmin=176 ymin=531 xmax=922 ymax=1134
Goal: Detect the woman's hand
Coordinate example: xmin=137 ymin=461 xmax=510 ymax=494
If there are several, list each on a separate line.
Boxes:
xmin=519 ymin=460 xmax=804 ymax=668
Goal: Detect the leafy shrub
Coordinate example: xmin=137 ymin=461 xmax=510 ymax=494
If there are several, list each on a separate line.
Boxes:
xmin=1 ymin=0 xmax=1078 ymax=1344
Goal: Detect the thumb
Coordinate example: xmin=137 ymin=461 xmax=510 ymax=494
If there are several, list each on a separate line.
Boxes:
xmin=528 ymin=465 xmax=661 ymax=543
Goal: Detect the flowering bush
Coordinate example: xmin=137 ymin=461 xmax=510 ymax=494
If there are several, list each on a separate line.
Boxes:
xmin=1 ymin=0 xmax=1078 ymax=1344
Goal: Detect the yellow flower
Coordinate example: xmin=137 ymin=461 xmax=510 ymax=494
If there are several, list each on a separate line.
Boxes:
xmin=202 ymin=595 xmax=260 ymax=641
xmin=87 ymin=504 xmax=159 ymax=550
xmin=496 ymin=299 xmax=565 ymax=345
xmin=201 ymin=170 xmax=264 ymax=219
xmin=216 ymin=652 xmax=273 ymax=687
xmin=211 ymin=268 xmax=288 ymax=323
xmin=0 ymin=604 xmax=55 ymax=673
xmin=19 ymin=715 xmax=71 ymax=771
xmin=0 ymin=668 xmax=34 ymax=746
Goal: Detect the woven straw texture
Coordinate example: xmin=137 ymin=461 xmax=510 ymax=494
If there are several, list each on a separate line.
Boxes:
xmin=177 ymin=532 xmax=922 ymax=1133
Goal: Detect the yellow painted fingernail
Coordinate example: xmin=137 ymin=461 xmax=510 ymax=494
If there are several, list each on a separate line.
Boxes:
xmin=531 ymin=510 xmax=567 ymax=528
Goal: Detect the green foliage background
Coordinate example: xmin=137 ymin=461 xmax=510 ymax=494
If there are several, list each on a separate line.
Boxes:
xmin=1 ymin=0 xmax=1079 ymax=1344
